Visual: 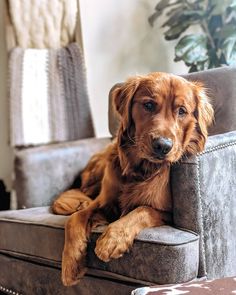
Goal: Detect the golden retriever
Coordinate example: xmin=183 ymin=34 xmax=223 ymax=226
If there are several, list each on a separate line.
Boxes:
xmin=52 ymin=72 xmax=214 ymax=286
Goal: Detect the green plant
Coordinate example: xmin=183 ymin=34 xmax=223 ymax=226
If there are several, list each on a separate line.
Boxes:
xmin=149 ymin=0 xmax=236 ymax=72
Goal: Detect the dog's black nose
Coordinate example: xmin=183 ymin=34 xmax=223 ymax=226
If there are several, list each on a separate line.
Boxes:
xmin=152 ymin=137 xmax=173 ymax=159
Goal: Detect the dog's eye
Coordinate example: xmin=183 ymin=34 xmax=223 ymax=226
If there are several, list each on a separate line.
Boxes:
xmin=178 ymin=107 xmax=187 ymax=116
xmin=143 ymin=101 xmax=155 ymax=112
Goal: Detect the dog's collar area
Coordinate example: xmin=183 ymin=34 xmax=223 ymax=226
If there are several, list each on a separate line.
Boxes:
xmin=121 ymin=160 xmax=165 ymax=183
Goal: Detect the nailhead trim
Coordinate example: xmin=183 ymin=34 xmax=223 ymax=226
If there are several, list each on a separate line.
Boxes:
xmin=198 ymin=141 xmax=236 ymax=156
xmin=0 ymin=285 xmax=21 ymax=295
xmin=196 ymin=157 xmax=207 ymax=277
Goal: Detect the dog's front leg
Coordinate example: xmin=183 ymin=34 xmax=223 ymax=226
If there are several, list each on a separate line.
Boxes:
xmin=95 ymin=206 xmax=171 ymax=262
xmin=62 ymin=203 xmax=96 ymax=286
xmin=62 ymin=163 xmax=120 ymax=286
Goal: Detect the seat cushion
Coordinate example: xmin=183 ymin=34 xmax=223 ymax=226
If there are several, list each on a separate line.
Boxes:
xmin=0 ymin=207 xmax=199 ymax=285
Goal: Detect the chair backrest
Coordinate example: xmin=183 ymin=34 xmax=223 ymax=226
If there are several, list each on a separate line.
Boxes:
xmin=108 ymin=67 xmax=236 ymax=137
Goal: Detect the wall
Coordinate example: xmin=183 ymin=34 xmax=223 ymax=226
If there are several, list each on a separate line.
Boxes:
xmin=0 ymin=0 xmax=13 ymax=191
xmin=80 ymin=0 xmax=187 ymax=137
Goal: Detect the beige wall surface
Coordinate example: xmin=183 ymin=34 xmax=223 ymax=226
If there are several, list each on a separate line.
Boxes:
xmin=80 ymin=0 xmax=187 ymax=137
xmin=0 ymin=0 xmax=13 ymax=191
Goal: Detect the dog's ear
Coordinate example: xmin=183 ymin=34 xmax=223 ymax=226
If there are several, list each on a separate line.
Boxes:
xmin=111 ymin=78 xmax=140 ymax=174
xmin=112 ymin=78 xmax=140 ymax=131
xmin=187 ymin=82 xmax=214 ymax=154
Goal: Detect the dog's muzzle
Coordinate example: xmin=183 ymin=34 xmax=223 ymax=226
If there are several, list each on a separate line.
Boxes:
xmin=152 ymin=137 xmax=173 ymax=159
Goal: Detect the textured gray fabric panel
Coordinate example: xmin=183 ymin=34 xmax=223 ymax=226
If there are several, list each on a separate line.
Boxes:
xmin=108 ymin=67 xmax=236 ymax=137
xmin=181 ymin=66 xmax=236 ymax=136
xmin=0 ymin=207 xmax=199 ymax=285
xmin=0 ymin=206 xmax=67 ymax=227
xmin=204 ymin=130 xmax=236 ymax=151
xmin=0 ymin=254 xmax=136 ymax=295
xmin=14 ymin=137 xmax=110 ymax=208
xmin=172 ymin=131 xmax=236 ymax=279
xmin=171 ymin=158 xmax=206 ymax=277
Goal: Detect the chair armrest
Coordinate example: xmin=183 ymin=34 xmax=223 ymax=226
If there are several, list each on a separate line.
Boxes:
xmin=171 ymin=131 xmax=236 ymax=279
xmin=14 ymin=138 xmax=111 ymax=208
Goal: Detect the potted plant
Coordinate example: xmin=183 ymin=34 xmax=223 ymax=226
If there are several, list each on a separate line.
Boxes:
xmin=149 ymin=0 xmax=236 ymax=72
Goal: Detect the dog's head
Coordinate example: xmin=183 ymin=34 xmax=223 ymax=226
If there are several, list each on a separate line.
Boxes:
xmin=113 ymin=72 xmax=214 ymax=164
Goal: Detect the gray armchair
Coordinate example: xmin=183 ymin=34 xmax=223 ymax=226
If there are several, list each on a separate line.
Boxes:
xmin=0 ymin=67 xmax=236 ymax=295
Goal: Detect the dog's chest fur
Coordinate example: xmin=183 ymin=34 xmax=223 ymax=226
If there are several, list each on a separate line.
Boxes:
xmin=110 ymin=145 xmax=172 ymax=215
xmin=120 ymin=166 xmax=172 ymax=215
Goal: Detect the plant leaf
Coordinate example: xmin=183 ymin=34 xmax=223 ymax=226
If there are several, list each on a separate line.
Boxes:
xmin=215 ymin=24 xmax=236 ymax=39
xmin=208 ymin=15 xmax=223 ymax=35
xmin=149 ymin=0 xmax=181 ymax=26
xmin=196 ymin=59 xmax=210 ymax=71
xmin=162 ymin=9 xmax=183 ymax=27
xmin=175 ymin=34 xmax=208 ymax=64
xmin=189 ymin=64 xmax=198 ymax=73
xmin=162 ymin=9 xmax=204 ymax=28
xmin=164 ymin=23 xmax=190 ymax=40
xmin=222 ymin=34 xmax=236 ymax=65
xmin=148 ymin=11 xmax=163 ymax=26
xmin=166 ymin=5 xmax=184 ymax=17
xmin=149 ymin=0 xmax=171 ymax=26
xmin=211 ymin=0 xmax=232 ymax=15
xmin=230 ymin=0 xmax=236 ymax=7
xmin=215 ymin=24 xmax=236 ymax=43
xmin=154 ymin=0 xmax=171 ymax=11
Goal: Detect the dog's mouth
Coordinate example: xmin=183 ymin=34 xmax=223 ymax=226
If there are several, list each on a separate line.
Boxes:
xmin=144 ymin=148 xmax=180 ymax=164
xmin=139 ymin=147 xmax=169 ymax=164
xmin=143 ymin=153 xmax=168 ymax=164
xmin=151 ymin=153 xmax=166 ymax=161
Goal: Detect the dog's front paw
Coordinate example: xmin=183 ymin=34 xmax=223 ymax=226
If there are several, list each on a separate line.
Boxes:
xmin=95 ymin=225 xmax=133 ymax=262
xmin=62 ymin=242 xmax=87 ymax=286
xmin=62 ymin=214 xmax=89 ymax=286
xmin=62 ymin=249 xmax=87 ymax=286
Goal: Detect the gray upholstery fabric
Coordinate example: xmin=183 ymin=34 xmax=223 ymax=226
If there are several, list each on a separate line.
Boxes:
xmin=0 ymin=254 xmax=137 ymax=295
xmin=88 ymin=229 xmax=199 ymax=284
xmin=108 ymin=67 xmax=236 ymax=137
xmin=171 ymin=131 xmax=236 ymax=279
xmin=15 ymin=138 xmax=110 ymax=209
xmin=181 ymin=67 xmax=236 ymax=136
xmin=0 ymin=207 xmax=199 ymax=285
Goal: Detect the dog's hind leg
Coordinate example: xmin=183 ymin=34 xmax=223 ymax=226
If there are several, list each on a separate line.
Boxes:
xmin=51 ymin=189 xmax=92 ymax=215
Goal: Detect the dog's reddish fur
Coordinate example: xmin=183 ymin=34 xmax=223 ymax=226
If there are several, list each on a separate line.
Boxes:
xmin=52 ymin=72 xmax=214 ymax=286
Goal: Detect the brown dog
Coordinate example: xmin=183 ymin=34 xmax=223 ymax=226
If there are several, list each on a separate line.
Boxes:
xmin=52 ymin=72 xmax=214 ymax=286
